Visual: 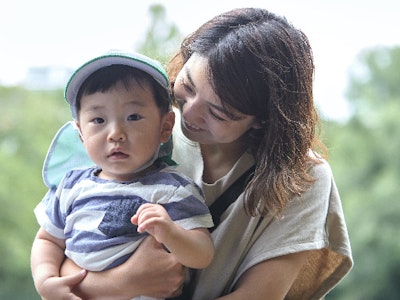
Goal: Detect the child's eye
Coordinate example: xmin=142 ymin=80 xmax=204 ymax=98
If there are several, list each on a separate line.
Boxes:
xmin=128 ymin=114 xmax=142 ymax=121
xmin=92 ymin=117 xmax=105 ymax=124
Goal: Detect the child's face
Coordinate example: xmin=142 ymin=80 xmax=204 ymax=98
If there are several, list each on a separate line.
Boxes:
xmin=76 ymin=79 xmax=174 ymax=181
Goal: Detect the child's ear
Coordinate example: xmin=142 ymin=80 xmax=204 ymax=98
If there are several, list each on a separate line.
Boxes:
xmin=160 ymin=111 xmax=175 ymax=143
xmin=75 ymin=122 xmax=85 ymax=142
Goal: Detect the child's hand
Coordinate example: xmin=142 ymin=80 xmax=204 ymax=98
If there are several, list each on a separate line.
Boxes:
xmin=38 ymin=269 xmax=87 ymax=300
xmin=131 ymin=203 xmax=175 ymax=244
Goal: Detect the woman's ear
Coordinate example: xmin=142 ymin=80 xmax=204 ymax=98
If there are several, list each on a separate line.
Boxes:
xmin=160 ymin=111 xmax=175 ymax=143
xmin=251 ymin=120 xmax=263 ymax=129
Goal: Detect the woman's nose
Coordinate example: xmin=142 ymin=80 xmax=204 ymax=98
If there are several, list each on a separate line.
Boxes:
xmin=182 ymin=96 xmax=205 ymax=124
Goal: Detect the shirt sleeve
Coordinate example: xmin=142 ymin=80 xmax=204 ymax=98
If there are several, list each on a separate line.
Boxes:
xmin=234 ymin=160 xmax=353 ymax=299
xmin=160 ymin=170 xmax=214 ymax=230
xmin=34 ymin=183 xmax=67 ymax=239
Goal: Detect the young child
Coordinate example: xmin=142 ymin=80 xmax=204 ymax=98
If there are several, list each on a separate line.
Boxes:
xmin=31 ymin=50 xmax=214 ymax=300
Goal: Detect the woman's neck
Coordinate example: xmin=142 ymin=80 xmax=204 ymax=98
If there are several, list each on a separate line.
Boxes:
xmin=200 ymin=139 xmax=248 ymax=184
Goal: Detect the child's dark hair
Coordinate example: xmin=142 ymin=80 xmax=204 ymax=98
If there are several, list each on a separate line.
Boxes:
xmin=75 ymin=65 xmax=171 ymax=117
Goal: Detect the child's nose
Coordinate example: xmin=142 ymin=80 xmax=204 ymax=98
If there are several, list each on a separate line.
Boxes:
xmin=108 ymin=123 xmax=126 ymax=142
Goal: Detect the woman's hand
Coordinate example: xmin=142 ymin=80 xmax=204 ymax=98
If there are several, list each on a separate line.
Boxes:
xmin=61 ymin=236 xmax=186 ymax=299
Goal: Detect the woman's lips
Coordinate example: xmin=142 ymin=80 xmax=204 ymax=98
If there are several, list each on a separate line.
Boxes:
xmin=183 ymin=120 xmax=202 ymax=132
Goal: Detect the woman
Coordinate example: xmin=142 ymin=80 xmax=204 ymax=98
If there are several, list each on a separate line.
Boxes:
xmin=61 ymin=7 xmax=352 ymax=299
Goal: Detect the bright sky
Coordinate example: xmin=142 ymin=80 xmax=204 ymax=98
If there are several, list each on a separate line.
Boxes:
xmin=1 ymin=0 xmax=399 ymax=120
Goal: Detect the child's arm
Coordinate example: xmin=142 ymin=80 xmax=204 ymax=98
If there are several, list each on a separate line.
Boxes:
xmin=131 ymin=203 xmax=214 ymax=269
xmin=31 ymin=227 xmax=87 ymax=299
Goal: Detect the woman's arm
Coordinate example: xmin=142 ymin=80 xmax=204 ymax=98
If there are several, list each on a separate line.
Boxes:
xmin=217 ymin=251 xmax=308 ymax=300
xmin=61 ymin=236 xmax=186 ymax=299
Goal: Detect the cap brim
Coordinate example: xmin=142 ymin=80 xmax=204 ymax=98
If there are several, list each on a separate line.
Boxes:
xmin=65 ymin=50 xmax=169 ymax=118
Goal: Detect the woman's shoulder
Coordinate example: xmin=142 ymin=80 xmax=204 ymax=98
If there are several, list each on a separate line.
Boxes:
xmin=308 ymin=154 xmax=334 ymax=186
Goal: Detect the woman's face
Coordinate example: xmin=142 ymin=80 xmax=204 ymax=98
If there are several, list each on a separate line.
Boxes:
xmin=173 ymin=54 xmax=259 ymax=145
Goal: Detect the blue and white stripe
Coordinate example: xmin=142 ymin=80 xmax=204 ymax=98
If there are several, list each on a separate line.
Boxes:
xmin=35 ymin=165 xmax=213 ymax=271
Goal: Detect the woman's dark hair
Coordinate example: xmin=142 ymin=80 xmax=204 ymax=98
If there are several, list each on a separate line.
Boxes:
xmin=168 ymin=8 xmax=327 ymax=216
xmin=76 ymin=65 xmax=171 ymax=116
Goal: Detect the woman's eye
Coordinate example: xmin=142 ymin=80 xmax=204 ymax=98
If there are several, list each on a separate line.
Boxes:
xmin=209 ymin=109 xmax=227 ymax=121
xmin=128 ymin=114 xmax=142 ymax=121
xmin=180 ymin=77 xmax=194 ymax=94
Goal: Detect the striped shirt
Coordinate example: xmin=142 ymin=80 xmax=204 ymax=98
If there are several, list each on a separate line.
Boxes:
xmin=34 ymin=164 xmax=213 ymax=271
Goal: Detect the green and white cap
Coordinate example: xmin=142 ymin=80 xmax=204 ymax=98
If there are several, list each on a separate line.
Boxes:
xmin=65 ymin=50 xmax=169 ymax=119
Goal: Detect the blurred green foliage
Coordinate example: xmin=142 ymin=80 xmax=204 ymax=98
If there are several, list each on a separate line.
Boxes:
xmin=0 ymin=87 xmax=69 ymax=299
xmin=324 ymin=46 xmax=400 ymax=300
xmin=136 ymin=4 xmax=183 ymax=65
xmin=1 ymin=4 xmax=399 ymax=299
